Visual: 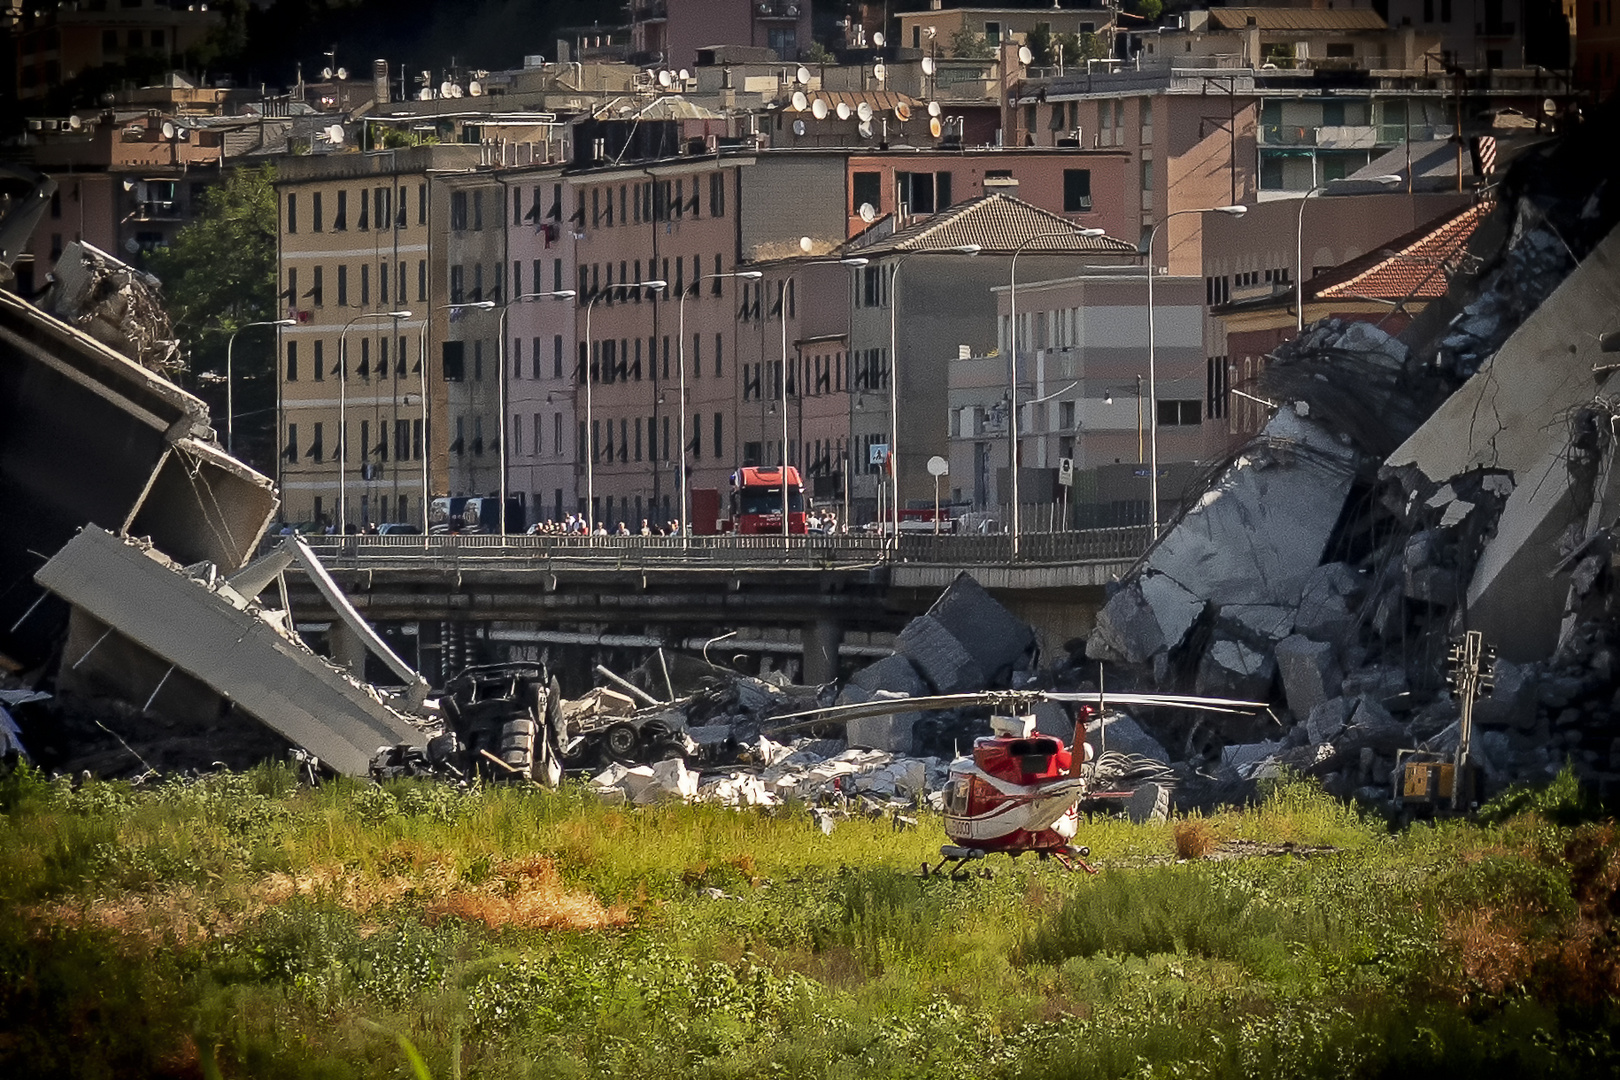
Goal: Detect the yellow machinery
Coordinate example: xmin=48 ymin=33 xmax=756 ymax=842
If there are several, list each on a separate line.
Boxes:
xmin=1396 ymin=632 xmax=1491 ymax=815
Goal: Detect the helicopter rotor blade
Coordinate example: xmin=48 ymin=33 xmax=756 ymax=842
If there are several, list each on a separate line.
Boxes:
xmin=766 ymin=692 xmax=998 ymax=730
xmin=1042 ymin=691 xmax=1268 ymax=711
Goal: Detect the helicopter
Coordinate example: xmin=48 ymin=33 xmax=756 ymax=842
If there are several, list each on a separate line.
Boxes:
xmin=768 ymin=689 xmax=1265 ymax=878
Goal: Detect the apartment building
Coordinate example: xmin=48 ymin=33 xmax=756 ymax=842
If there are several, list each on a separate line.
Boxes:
xmin=949 ymin=269 xmax=1206 ymax=527
xmin=630 ymin=0 xmax=815 ymax=69
xmin=438 ymin=172 xmax=509 ymax=504
xmin=275 ymin=144 xmax=482 ymax=530
xmin=11 ymin=0 xmax=220 ymax=103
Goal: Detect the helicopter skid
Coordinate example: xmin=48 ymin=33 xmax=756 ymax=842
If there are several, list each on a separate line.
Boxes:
xmin=923 ymin=843 xmax=1097 ymax=879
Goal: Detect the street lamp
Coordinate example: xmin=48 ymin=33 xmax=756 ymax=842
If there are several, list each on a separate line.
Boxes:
xmin=886 ymin=244 xmax=978 ymax=544
xmin=338 ymin=309 xmax=412 ymax=530
xmin=776 ymin=254 xmax=868 ymax=540
xmin=584 ymin=279 xmax=667 ymax=532
xmin=679 ymin=270 xmax=760 ymax=543
xmin=1295 ymin=175 xmax=1402 ymax=331
xmin=227 ymin=319 xmax=294 ymax=457
xmin=496 ymin=290 xmax=575 ymax=534
xmin=1007 ymin=229 xmax=1103 ymax=554
xmin=1145 ymin=205 xmax=1246 ymax=537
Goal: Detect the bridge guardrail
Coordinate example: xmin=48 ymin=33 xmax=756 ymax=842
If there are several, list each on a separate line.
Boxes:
xmin=276 ymin=526 xmax=1152 ymax=569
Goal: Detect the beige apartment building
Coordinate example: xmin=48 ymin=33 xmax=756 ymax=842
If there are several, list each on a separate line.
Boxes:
xmin=275 ymin=145 xmax=482 ymax=529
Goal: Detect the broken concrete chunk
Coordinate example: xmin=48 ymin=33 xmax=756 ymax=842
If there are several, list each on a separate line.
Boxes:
xmin=1219 ymin=604 xmax=1297 ymax=644
xmin=1195 ymin=639 xmax=1276 ymax=700
xmin=1306 ymin=697 xmax=1353 ymax=744
xmin=848 ymin=654 xmax=928 ymax=699
xmin=1335 ymin=320 xmax=1408 ymax=369
xmin=895 ymin=613 xmax=987 ymax=694
xmin=925 ymin=572 xmax=1036 ymax=682
xmin=1139 ymin=573 xmax=1206 ymax=654
xmin=1275 ymin=635 xmax=1343 ymax=719
xmin=40 ymin=241 xmax=180 ymax=373
xmin=1087 ymin=580 xmax=1166 ymax=665
xmin=1032 ymin=700 xmax=1073 ymax=739
xmin=1221 ymin=739 xmax=1282 ymax=779
xmin=1087 ymin=713 xmax=1169 ymax=762
xmin=1473 ymin=658 xmax=1536 ymax=729
xmin=1339 ymin=665 xmax=1410 ymax=707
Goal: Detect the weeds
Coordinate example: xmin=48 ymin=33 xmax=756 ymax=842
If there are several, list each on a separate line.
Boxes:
xmin=1 ymin=767 xmax=1617 ymax=1078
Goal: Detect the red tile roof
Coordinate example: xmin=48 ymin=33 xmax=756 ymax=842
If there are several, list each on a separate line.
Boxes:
xmin=854 ymin=192 xmax=1136 ymax=257
xmin=1313 ymin=203 xmax=1488 ymax=301
xmin=1208 ymin=8 xmax=1388 ymax=32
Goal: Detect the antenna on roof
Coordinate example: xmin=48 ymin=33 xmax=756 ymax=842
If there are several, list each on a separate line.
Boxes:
xmin=811 ymin=98 xmax=828 ymax=120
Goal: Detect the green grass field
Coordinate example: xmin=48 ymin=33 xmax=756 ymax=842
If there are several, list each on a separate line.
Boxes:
xmin=1 ymin=764 xmax=1615 ymax=1079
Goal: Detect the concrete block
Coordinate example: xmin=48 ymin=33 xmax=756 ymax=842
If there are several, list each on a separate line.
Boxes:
xmin=1221 ymin=739 xmax=1282 ymax=778
xmin=1087 ymin=713 xmax=1169 ymax=762
xmin=1336 ymin=320 xmax=1408 ymax=368
xmin=846 ymin=700 xmax=917 ymax=755
xmin=1140 ymin=572 xmax=1205 ymax=654
xmin=925 ymin=572 xmax=1036 ymax=682
xmin=1195 ymin=638 xmax=1275 ymax=700
xmin=1294 ymin=564 xmax=1358 ymax=643
xmin=1088 ymin=581 xmax=1165 ymax=665
xmin=1220 ymin=604 xmax=1296 ymax=644
xmin=1306 ymin=697 xmax=1353 ymax=744
xmin=1340 ymin=665 xmax=1410 ymax=706
xmin=1473 ymin=659 xmax=1536 ymax=729
xmin=848 ymin=654 xmax=928 ymax=698
xmin=895 ymin=614 xmax=987 ymax=694
xmin=1275 ymin=635 xmax=1342 ymax=720
xmin=1032 ymin=700 xmax=1073 ymax=740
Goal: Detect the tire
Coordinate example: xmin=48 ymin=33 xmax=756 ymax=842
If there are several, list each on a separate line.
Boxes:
xmin=604 ymin=723 xmax=639 ymax=759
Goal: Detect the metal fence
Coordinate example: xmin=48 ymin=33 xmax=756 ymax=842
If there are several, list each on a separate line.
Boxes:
xmin=284 ymin=526 xmax=1151 ymax=569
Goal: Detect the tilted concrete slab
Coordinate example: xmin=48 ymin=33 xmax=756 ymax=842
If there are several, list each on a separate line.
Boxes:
xmin=1386 ymin=224 xmax=1620 ymax=659
xmin=35 ymin=528 xmax=423 ymax=775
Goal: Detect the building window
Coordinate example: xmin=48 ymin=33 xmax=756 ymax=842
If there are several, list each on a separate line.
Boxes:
xmin=1063 ymin=169 xmax=1092 ymax=211
xmin=312 ymin=192 xmax=323 ymax=231
xmin=443 ymin=341 xmax=465 ymax=381
xmin=334 ymin=190 xmax=347 ymax=230
xmin=311 ymin=266 xmax=324 ymax=306
xmin=1206 ymin=356 xmax=1229 ymax=420
xmin=984 ymin=21 xmax=1002 ymax=44
xmin=337 ymin=265 xmax=347 ymax=306
xmin=1157 ymin=399 xmax=1201 ymax=426
xmin=852 ymin=171 xmax=881 ymax=215
xmin=286 ymin=342 xmax=298 ymax=381
xmin=286 ymin=193 xmax=297 ymax=233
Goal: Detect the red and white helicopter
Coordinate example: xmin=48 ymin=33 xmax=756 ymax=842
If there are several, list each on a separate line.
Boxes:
xmin=771 ymin=689 xmax=1264 ymax=878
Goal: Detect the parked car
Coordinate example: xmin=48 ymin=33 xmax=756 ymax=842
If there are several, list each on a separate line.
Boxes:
xmin=377 ymin=522 xmax=421 ymax=535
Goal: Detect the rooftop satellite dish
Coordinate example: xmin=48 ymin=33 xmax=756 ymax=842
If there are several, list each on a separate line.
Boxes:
xmin=161 ymin=120 xmax=176 ymax=140
xmin=930 ymin=116 xmax=942 ymax=138
xmin=792 ymin=118 xmax=806 ymax=136
xmin=1543 ymin=97 xmax=1557 ymax=116
xmin=811 ymin=98 xmax=828 ymax=120
xmin=921 ymin=56 xmax=936 ymax=76
xmin=894 ymin=101 xmax=911 ymax=122
xmin=874 ymin=62 xmax=886 ymax=82
xmin=791 ymin=90 xmax=808 ymax=111
xmin=836 ymin=101 xmax=851 ymax=120
xmin=450 ymin=83 xmax=464 ymax=98
xmin=320 ymin=66 xmax=332 ymax=80
xmin=68 ymin=114 xmax=82 ymax=130
xmin=440 ymin=81 xmax=455 ymax=98
xmin=658 ymin=68 xmax=673 ymax=87
xmin=418 ymin=88 xmax=432 ymax=100
xmin=179 ymin=126 xmax=191 ymax=141
xmin=858 ymin=118 xmax=874 ymax=138
xmin=873 ymin=31 xmax=886 ymax=47
xmin=858 ymin=202 xmax=876 ymax=223
xmin=1018 ymin=45 xmax=1034 ymax=66
xmin=928 ymin=100 xmax=941 ymax=117
xmin=678 ymin=68 xmax=690 ymax=81
xmin=857 ymin=101 xmax=873 ymax=122
xmin=796 ymin=65 xmax=811 ymax=85
xmin=336 ymin=67 xmax=348 ymax=80
xmin=326 ymin=124 xmax=345 ymax=143
xmin=468 ymin=80 xmax=483 ymax=96
xmin=799 ymin=236 xmax=813 ymax=254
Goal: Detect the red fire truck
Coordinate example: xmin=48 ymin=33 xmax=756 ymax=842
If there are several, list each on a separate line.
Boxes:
xmin=729 ymin=466 xmax=807 ymax=534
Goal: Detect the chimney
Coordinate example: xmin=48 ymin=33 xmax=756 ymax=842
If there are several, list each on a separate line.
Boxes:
xmin=372 ymin=59 xmax=388 ymax=105
xmin=1245 ymin=18 xmax=1261 ymax=68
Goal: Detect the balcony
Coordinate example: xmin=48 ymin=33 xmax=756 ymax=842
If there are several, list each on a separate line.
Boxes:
xmin=754 ymin=1 xmax=803 ymax=19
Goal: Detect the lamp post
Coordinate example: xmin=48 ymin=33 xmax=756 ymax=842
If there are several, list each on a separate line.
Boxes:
xmin=1295 ymin=175 xmax=1402 ymax=331
xmin=1007 ymin=229 xmax=1102 ymax=555
xmin=227 ymin=319 xmax=294 ymax=458
xmin=1145 ymin=206 xmax=1246 ymax=537
xmin=776 ymin=255 xmax=868 ymax=540
xmin=497 ymin=290 xmax=576 ymax=534
xmin=1104 ymin=374 xmax=1145 ymax=463
xmin=338 ymin=309 xmax=412 ymax=530
xmin=887 ymin=244 xmax=979 ymax=544
xmin=680 ymin=270 xmax=760 ymax=544
xmin=584 ymin=279 xmax=666 ymax=533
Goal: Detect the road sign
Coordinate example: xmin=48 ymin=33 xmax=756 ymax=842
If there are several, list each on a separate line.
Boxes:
xmin=926 ymin=455 xmax=949 ymax=477
xmin=1057 ymin=457 xmax=1074 ymax=487
xmin=869 ymin=442 xmax=889 ymax=466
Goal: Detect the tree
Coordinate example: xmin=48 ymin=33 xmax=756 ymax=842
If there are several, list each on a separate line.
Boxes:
xmin=1026 ymin=23 xmax=1055 ymax=66
xmin=949 ymin=27 xmax=994 ymax=59
xmin=148 ymin=165 xmax=280 ymax=468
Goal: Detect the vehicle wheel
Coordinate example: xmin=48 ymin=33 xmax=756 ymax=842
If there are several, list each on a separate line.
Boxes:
xmin=604 ymin=722 xmax=639 ymax=759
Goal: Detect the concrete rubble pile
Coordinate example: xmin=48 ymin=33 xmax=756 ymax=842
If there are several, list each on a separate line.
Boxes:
xmin=0 ymin=237 xmax=437 ymax=779
xmin=1078 ymin=108 xmax=1620 ymax=808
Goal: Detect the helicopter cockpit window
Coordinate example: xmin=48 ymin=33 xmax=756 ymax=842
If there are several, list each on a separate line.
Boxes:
xmin=942 ymin=778 xmax=969 ymax=816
